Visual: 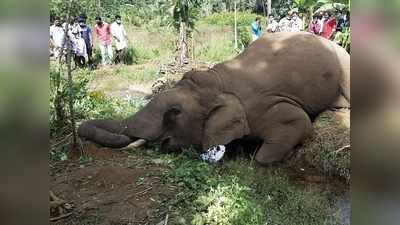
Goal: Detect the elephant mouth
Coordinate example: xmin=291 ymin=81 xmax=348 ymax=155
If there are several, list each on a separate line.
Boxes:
xmin=160 ymin=136 xmax=178 ymax=153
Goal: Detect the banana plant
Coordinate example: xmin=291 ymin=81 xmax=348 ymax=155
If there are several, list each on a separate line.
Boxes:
xmin=172 ymin=0 xmax=202 ymax=65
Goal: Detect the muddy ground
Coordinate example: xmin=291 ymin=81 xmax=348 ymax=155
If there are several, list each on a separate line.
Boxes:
xmin=50 ymin=145 xmax=175 ymax=225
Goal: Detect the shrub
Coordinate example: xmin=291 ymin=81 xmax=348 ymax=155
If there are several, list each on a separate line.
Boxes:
xmin=122 ymin=46 xmax=139 ymax=65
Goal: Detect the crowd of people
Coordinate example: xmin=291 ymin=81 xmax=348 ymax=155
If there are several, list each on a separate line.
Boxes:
xmin=251 ymin=8 xmax=350 ymax=45
xmin=49 ymin=14 xmax=128 ymax=68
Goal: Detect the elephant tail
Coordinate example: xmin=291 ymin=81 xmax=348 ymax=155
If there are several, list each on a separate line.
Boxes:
xmin=78 ymin=119 xmax=132 ymax=148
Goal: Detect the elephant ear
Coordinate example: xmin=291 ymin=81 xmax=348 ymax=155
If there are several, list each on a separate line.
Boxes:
xmin=202 ymin=94 xmax=250 ymax=150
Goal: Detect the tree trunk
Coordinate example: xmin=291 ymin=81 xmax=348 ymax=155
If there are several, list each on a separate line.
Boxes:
xmin=177 ymin=21 xmax=188 ymax=66
xmin=65 ymin=23 xmax=77 ymax=148
xmin=267 ymin=0 xmax=272 ymax=16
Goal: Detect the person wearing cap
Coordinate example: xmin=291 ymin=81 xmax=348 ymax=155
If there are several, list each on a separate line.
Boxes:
xmin=78 ymin=17 xmax=93 ymax=66
xmin=95 ymin=16 xmax=113 ymax=66
xmin=110 ymin=15 xmax=128 ymax=64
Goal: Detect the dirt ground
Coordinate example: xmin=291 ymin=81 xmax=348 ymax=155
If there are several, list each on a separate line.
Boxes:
xmin=50 ymin=144 xmax=176 ymax=225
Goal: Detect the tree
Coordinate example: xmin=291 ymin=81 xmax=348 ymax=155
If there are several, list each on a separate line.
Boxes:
xmin=172 ymin=0 xmax=201 ymax=65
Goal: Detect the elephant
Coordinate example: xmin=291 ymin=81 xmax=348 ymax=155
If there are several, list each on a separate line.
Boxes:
xmin=78 ymin=32 xmax=350 ymax=165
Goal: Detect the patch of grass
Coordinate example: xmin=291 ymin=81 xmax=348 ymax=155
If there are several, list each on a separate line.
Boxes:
xmin=195 ymin=25 xmax=237 ymax=62
xmin=198 ymin=12 xmax=265 ymax=48
xmin=290 ymin=111 xmax=351 ymax=182
xmin=151 ymin=149 xmax=339 ymax=225
xmin=118 ymin=65 xmax=159 ymax=83
xmin=199 ymin=11 xmax=266 ymax=27
xmin=197 ymin=39 xmax=236 ymax=62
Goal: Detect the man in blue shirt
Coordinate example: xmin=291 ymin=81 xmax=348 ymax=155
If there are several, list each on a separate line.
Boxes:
xmin=251 ymin=17 xmax=262 ymax=42
xmin=78 ymin=17 xmax=93 ymax=67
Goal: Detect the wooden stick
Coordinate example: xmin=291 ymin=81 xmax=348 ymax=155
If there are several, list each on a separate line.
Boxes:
xmin=50 ymin=213 xmax=72 ymax=222
xmin=164 ymin=214 xmax=169 ymax=225
xmin=335 ymin=144 xmax=350 ymax=154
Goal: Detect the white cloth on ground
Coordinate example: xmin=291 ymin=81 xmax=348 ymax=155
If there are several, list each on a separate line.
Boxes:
xmin=200 ymin=145 xmax=226 ymax=163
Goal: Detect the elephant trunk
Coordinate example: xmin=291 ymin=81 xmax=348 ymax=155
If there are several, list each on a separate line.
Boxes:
xmin=78 ymin=103 xmax=165 ymax=148
xmin=77 ymin=119 xmax=133 ymax=148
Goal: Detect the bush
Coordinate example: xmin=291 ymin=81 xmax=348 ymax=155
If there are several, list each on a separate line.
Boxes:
xmin=122 ymin=46 xmax=138 ymax=65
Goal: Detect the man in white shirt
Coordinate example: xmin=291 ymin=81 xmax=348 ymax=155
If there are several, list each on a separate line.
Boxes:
xmin=290 ymin=11 xmax=303 ymax=32
xmin=317 ymin=11 xmax=325 ymax=35
xmin=50 ymin=16 xmax=65 ymax=58
xmin=110 ymin=15 xmax=128 ymax=64
xmin=266 ymin=15 xmax=278 ymax=33
xmin=72 ymin=31 xmax=87 ymax=68
xmin=278 ymin=12 xmax=292 ymax=32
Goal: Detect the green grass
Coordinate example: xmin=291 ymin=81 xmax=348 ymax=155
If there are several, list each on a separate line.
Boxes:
xmin=146 ymin=149 xmax=339 ymax=225
xmin=289 ymin=111 xmax=351 ymax=182
xmin=197 ymin=39 xmax=236 ymax=62
xmin=115 ymin=64 xmax=159 ymax=83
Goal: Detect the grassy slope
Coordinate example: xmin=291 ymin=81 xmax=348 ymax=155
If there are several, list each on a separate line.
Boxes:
xmin=140 ymin=148 xmax=340 ymax=225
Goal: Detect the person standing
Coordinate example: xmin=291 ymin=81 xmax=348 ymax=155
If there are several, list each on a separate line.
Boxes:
xmin=49 ymin=16 xmax=65 ymax=59
xmin=321 ymin=11 xmax=337 ymax=40
xmin=110 ymin=15 xmax=128 ymax=64
xmin=72 ymin=31 xmax=87 ymax=68
xmin=278 ymin=11 xmax=292 ymax=32
xmin=317 ymin=11 xmax=325 ymax=35
xmin=308 ymin=15 xmax=321 ymax=35
xmin=266 ymin=15 xmax=278 ymax=33
xmin=78 ymin=17 xmax=93 ymax=66
xmin=95 ymin=16 xmax=113 ymax=66
xmin=336 ymin=10 xmax=350 ymax=32
xmin=290 ymin=11 xmax=303 ymax=32
xmin=251 ymin=17 xmax=262 ymax=41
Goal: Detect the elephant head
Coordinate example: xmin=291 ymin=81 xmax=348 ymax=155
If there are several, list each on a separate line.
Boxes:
xmin=78 ymin=70 xmax=250 ymax=153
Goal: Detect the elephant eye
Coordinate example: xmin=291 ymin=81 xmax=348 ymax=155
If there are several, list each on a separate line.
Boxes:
xmin=170 ymin=108 xmax=181 ymax=115
xmin=163 ymin=107 xmax=181 ymax=126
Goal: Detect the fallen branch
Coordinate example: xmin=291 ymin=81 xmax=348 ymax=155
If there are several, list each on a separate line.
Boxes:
xmin=136 ymin=186 xmax=153 ymax=196
xmin=50 ymin=191 xmax=73 ymax=221
xmin=335 ymin=144 xmax=351 ymax=154
xmin=50 ymin=212 xmax=72 ymax=222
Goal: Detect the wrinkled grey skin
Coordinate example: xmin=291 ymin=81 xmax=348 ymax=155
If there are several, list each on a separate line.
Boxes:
xmin=78 ymin=32 xmax=350 ymax=165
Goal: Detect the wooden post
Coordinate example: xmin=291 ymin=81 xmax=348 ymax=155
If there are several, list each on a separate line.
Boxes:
xmin=234 ymin=1 xmax=238 ymax=50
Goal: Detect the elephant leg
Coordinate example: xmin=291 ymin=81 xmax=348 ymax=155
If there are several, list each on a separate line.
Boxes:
xmin=78 ymin=119 xmax=132 ymax=148
xmin=255 ymin=103 xmax=312 ymax=165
